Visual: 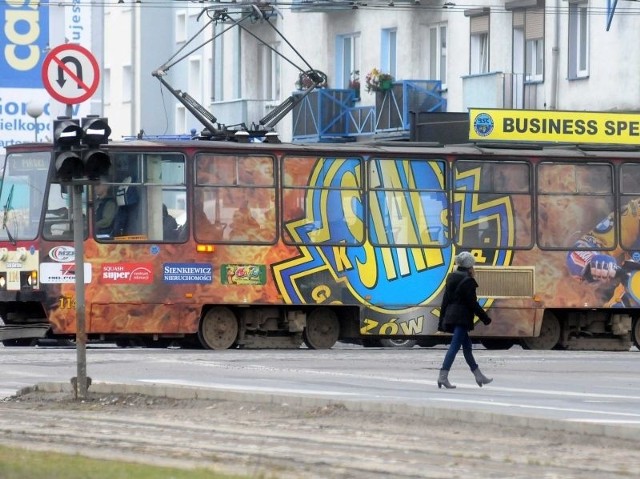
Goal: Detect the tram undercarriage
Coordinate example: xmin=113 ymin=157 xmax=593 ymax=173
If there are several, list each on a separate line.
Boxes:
xmin=521 ymin=310 xmax=636 ymax=351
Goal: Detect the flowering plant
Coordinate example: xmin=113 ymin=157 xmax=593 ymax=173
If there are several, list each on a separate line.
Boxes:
xmin=348 ymin=70 xmax=360 ymax=90
xmin=365 ymin=68 xmax=394 ymax=93
xmin=295 ymin=70 xmax=328 ymax=90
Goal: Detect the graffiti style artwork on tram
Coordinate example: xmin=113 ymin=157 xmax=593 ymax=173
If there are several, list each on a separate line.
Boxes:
xmin=274 ymin=157 xmax=515 ymax=336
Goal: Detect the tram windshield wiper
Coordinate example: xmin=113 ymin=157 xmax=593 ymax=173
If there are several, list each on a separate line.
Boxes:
xmin=2 ymin=184 xmax=16 ymax=245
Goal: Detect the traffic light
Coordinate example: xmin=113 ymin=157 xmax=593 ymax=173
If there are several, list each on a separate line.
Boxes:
xmin=81 ymin=116 xmax=111 ymax=181
xmin=53 ymin=118 xmax=83 ymax=182
xmin=53 ymin=116 xmax=111 ymax=183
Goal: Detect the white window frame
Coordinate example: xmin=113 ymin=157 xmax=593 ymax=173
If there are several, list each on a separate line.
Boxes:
xmin=467 ymin=10 xmax=490 ymax=75
xmin=336 ymin=33 xmax=360 ymax=89
xmin=188 ymin=57 xmax=202 ymax=100
xmin=103 ymin=68 xmax=111 ymax=105
xmin=381 ymin=28 xmax=397 ymax=79
xmin=175 ymin=11 xmax=187 ymax=44
xmin=525 ymin=38 xmax=543 ymax=82
xmin=470 ymin=32 xmax=489 ymax=74
xmin=175 ymin=104 xmax=187 ymax=134
xmin=213 ymin=24 xmax=224 ymax=101
xmin=122 ymin=65 xmax=132 ymax=103
xmin=428 ymin=23 xmax=447 ymax=87
xmin=569 ymin=2 xmax=589 ymax=79
xmin=258 ymin=42 xmax=280 ymax=100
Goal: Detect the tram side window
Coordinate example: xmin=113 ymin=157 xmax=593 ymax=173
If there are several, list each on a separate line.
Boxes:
xmin=620 ymin=163 xmax=640 ymax=250
xmin=537 ymin=162 xmax=614 ymax=249
xmin=282 ymin=155 xmax=363 ymax=246
xmin=195 ymin=154 xmax=276 ymax=243
xmin=368 ymin=158 xmax=446 ymax=247
xmin=43 ymin=184 xmax=88 ymax=241
xmin=96 ymin=153 xmax=187 ymax=242
xmin=453 ymin=160 xmax=532 ymax=250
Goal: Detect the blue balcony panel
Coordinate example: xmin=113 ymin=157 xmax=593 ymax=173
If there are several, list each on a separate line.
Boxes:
xmin=292 ymin=80 xmax=446 ymax=143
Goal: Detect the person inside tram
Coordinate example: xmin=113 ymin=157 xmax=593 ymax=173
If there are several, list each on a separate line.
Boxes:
xmin=228 ymin=204 xmax=260 ymax=240
xmin=163 ymin=204 xmax=179 ymax=240
xmin=93 ymin=183 xmax=117 ymax=238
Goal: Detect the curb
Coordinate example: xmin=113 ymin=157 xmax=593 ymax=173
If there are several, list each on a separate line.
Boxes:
xmin=19 ymin=381 xmax=640 ymax=442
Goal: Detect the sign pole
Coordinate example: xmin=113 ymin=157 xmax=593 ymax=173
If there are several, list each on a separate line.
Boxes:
xmin=43 ymin=44 xmax=102 ymax=400
xmin=72 ymin=182 xmax=88 ymax=400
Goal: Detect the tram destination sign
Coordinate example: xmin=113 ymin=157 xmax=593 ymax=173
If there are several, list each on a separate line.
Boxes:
xmin=469 ymin=109 xmax=640 ymax=146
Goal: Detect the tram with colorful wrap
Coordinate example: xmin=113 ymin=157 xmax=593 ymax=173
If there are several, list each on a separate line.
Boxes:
xmin=1 ymin=138 xmax=639 ymax=350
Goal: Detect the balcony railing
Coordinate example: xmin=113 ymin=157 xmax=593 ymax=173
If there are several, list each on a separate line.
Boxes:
xmin=291 ymin=79 xmax=446 ymax=142
xmin=376 ymin=80 xmax=446 ymax=133
xmin=291 ymin=89 xmax=376 ymax=141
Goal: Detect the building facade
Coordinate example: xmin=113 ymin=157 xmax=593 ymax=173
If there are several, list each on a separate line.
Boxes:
xmin=100 ymin=0 xmax=640 ymax=143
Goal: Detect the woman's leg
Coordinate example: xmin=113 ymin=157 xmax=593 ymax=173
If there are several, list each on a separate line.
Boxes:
xmin=441 ymin=326 xmax=465 ymax=370
xmin=461 ymin=331 xmax=479 ymax=371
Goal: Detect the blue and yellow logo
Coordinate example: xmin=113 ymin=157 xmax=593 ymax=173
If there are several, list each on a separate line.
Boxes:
xmin=273 ymin=156 xmax=513 ymax=334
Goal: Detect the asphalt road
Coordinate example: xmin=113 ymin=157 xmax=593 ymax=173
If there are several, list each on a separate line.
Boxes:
xmin=2 ymin=343 xmax=640 ymax=438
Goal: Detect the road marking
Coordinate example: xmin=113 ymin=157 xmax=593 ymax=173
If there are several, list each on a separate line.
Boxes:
xmin=138 ymin=379 xmax=361 ymax=397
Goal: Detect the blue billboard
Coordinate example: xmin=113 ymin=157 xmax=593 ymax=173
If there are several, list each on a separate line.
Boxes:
xmin=0 ymin=0 xmax=50 ymax=89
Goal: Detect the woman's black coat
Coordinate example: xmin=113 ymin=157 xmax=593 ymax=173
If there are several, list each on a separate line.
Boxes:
xmin=440 ymin=269 xmax=491 ymax=332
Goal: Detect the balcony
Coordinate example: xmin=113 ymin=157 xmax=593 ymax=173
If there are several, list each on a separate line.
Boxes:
xmin=291 ymin=79 xmax=446 ymax=142
xmin=462 ymin=72 xmax=537 ymax=110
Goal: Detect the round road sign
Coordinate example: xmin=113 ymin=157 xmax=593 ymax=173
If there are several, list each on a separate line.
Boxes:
xmin=41 ymin=44 xmax=100 ymax=105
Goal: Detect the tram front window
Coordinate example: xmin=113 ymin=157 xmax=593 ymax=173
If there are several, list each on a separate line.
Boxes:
xmin=1 ymin=152 xmax=50 ymax=241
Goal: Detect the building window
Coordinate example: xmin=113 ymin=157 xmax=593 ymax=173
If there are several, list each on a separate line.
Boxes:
xmin=381 ymin=28 xmax=397 ymax=79
xmin=569 ymin=2 xmax=589 ymax=79
xmin=103 ymin=68 xmax=111 ymax=105
xmin=189 ymin=57 xmax=202 ymax=100
xmin=467 ymin=10 xmax=490 ymax=74
xmin=176 ymin=105 xmax=186 ymax=134
xmin=524 ymin=8 xmax=544 ymax=82
xmin=213 ymin=24 xmax=224 ymax=101
xmin=428 ymin=23 xmax=447 ymax=86
xmin=258 ymin=42 xmax=280 ymax=100
xmin=175 ymin=11 xmax=187 ymax=44
xmin=122 ymin=65 xmax=132 ymax=103
xmin=212 ymin=25 xmax=240 ymax=100
xmin=336 ymin=33 xmax=360 ymax=89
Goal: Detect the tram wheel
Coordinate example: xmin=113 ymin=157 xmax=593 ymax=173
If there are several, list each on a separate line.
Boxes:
xmin=521 ymin=315 xmax=561 ymax=350
xmin=632 ymin=317 xmax=640 ymax=350
xmin=379 ymin=339 xmax=418 ymax=348
xmin=303 ymin=307 xmax=340 ymax=350
xmin=198 ymin=307 xmax=239 ymax=350
xmin=480 ymin=339 xmax=516 ymax=350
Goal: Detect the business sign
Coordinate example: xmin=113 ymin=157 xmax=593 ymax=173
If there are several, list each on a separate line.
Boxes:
xmin=221 ymin=264 xmax=267 ymax=285
xmin=163 ymin=263 xmax=213 ymax=284
xmin=469 ymin=109 xmax=640 ymax=146
xmin=101 ymin=263 xmax=154 ymax=284
xmin=42 ymin=44 xmax=100 ymax=104
xmin=40 ymin=262 xmax=92 ymax=284
xmin=0 ymin=0 xmax=49 ymax=89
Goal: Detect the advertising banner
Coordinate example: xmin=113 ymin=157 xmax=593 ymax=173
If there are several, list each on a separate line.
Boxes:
xmin=470 ymin=108 xmax=640 ymax=146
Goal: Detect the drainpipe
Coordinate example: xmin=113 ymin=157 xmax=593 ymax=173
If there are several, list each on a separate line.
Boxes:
xmin=549 ymin=0 xmax=560 ymax=110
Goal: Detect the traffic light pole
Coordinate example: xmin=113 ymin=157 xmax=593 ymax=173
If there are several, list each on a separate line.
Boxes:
xmin=53 ymin=112 xmax=110 ymax=400
xmin=72 ymin=183 xmax=88 ymax=400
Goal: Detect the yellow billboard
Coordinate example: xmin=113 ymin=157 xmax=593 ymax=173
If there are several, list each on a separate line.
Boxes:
xmin=469 ymin=109 xmax=640 ymax=145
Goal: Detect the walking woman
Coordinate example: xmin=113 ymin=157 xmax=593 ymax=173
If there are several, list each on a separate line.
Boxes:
xmin=437 ymin=251 xmax=493 ymax=389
